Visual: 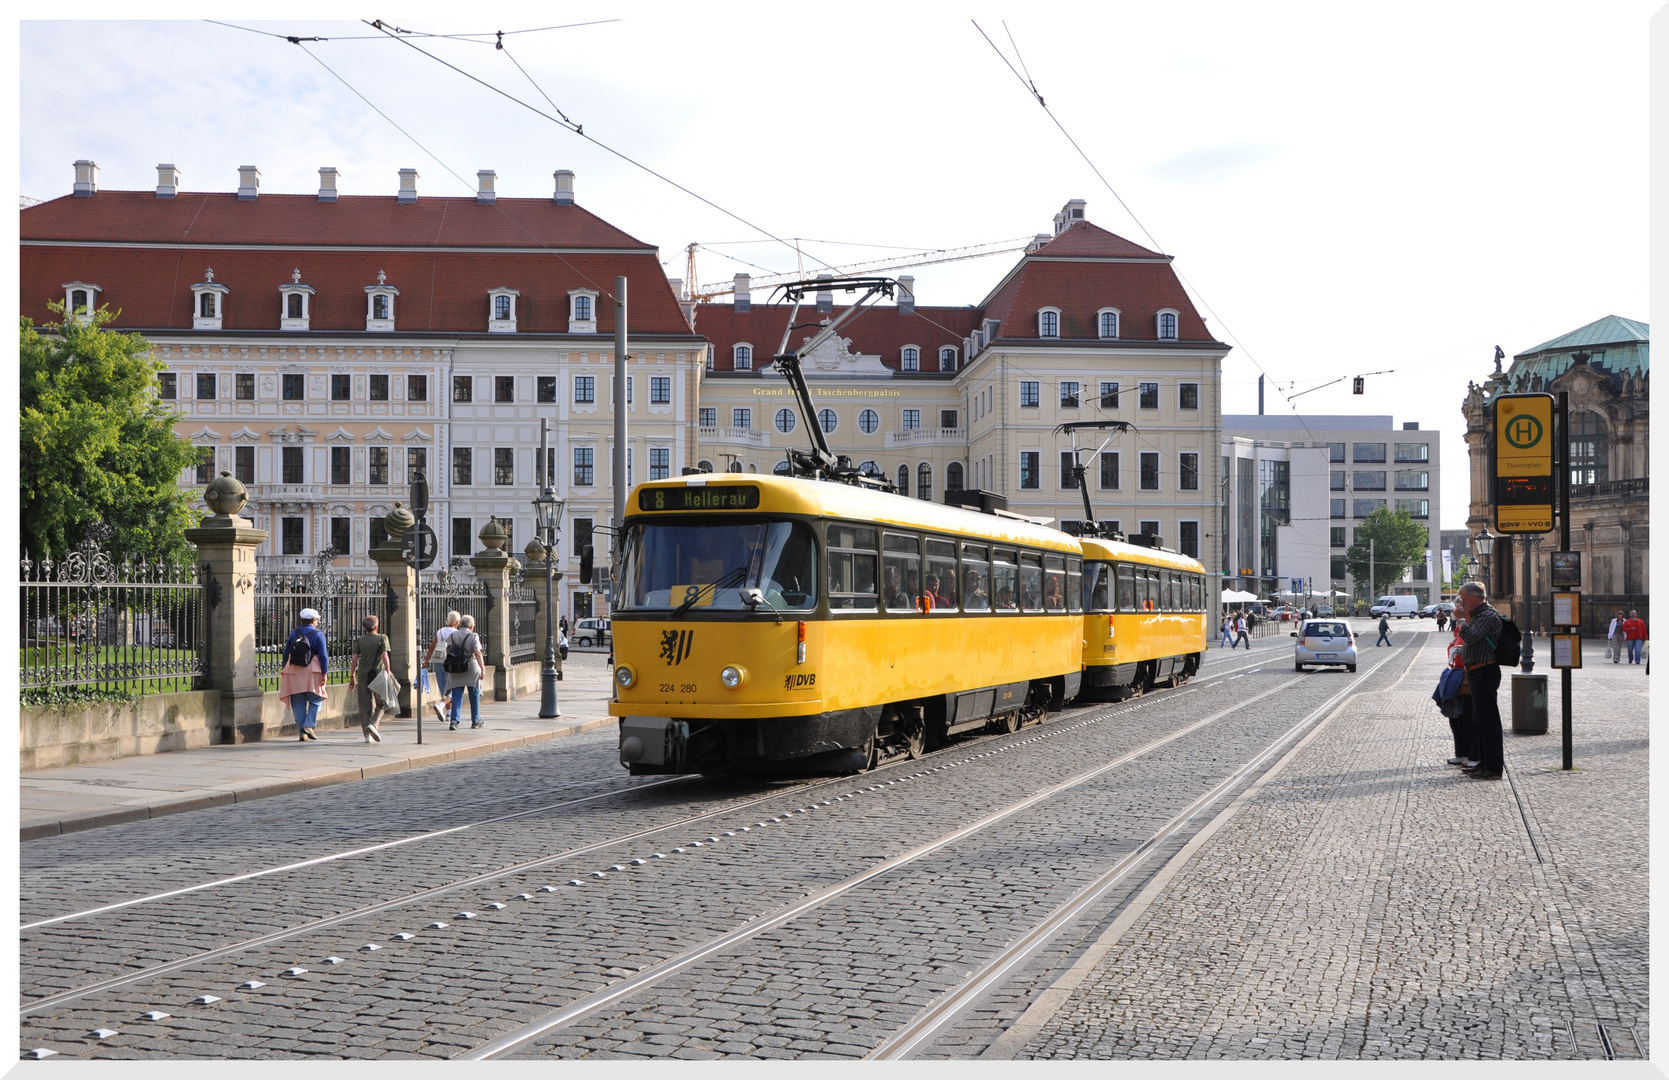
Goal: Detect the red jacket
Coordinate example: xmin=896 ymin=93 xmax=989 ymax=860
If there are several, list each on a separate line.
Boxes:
xmin=1623 ymin=618 xmax=1647 ymax=641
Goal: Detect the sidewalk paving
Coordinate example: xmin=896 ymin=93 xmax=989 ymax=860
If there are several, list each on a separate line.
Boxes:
xmin=20 ymin=653 xmax=621 ymax=841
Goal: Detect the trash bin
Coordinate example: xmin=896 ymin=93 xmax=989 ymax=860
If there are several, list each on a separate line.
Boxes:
xmin=1511 ymin=672 xmax=1548 ymax=735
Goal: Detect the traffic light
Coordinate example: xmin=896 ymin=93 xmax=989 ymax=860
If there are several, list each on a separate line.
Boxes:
xmin=1352 ymin=376 xmax=1365 ymax=395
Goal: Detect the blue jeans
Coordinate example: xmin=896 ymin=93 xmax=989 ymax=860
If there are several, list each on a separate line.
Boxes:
xmin=449 ymin=684 xmax=481 ymax=725
xmin=1629 ymin=639 xmax=1644 ymax=663
xmin=431 ymin=663 xmax=449 ymax=696
xmin=1377 ymin=631 xmax=1392 ymax=646
xmin=289 ymin=691 xmax=323 ymax=730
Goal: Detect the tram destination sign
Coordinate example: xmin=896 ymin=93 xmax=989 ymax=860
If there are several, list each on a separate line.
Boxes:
xmin=1492 ymin=392 xmax=1555 ymax=534
xmin=639 ymin=485 xmax=761 ymax=512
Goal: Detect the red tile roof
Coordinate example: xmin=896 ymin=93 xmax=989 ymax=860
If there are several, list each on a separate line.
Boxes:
xmin=1029 ymin=220 xmax=1165 ymax=259
xmin=694 ymin=304 xmax=982 ymax=373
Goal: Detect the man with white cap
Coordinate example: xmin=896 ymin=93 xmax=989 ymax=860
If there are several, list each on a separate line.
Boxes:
xmin=279 ymin=608 xmax=329 ymax=740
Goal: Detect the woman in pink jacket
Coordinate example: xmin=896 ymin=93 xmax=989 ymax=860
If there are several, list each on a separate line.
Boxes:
xmin=278 ymin=609 xmax=329 ymax=740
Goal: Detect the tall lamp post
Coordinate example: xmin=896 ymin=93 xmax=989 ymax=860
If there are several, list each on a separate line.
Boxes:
xmin=533 ymin=484 xmax=565 ymax=719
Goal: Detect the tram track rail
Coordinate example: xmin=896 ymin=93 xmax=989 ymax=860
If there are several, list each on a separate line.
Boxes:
xmin=19 ymin=647 xmax=1283 ymax=1022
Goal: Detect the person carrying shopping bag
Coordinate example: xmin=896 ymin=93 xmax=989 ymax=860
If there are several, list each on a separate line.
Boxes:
xmin=443 ymin=613 xmax=488 ymax=729
xmin=348 ymin=614 xmax=394 ymax=743
xmin=278 ymin=609 xmax=328 ymax=741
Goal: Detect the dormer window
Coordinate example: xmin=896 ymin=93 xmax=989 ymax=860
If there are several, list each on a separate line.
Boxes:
xmin=734 ymin=344 xmax=753 ymax=371
xmin=279 ymin=269 xmax=315 ymax=331
xmin=61 ymin=281 xmax=102 ymax=324
xmin=364 ymin=270 xmax=398 ymax=332
xmin=1038 ymin=307 xmax=1061 ymax=338
xmin=488 ymin=288 xmax=520 ymax=333
xmin=901 ymin=346 xmax=920 ymax=372
xmin=1097 ymin=308 xmax=1120 ymax=339
xmin=191 ymin=268 xmax=230 ymax=330
xmin=1157 ymin=309 xmax=1179 ymax=340
xmin=568 ymin=288 xmax=599 ymax=333
xmin=939 ymin=346 xmax=958 ymax=372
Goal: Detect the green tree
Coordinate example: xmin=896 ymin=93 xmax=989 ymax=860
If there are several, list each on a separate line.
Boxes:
xmin=1343 ymin=507 xmax=1430 ymax=597
xmin=21 ymin=304 xmax=200 ymax=561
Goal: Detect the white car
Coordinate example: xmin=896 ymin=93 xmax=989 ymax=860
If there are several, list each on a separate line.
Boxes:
xmin=1370 ymin=594 xmax=1421 ymax=619
xmin=1292 ymin=619 xmax=1358 ymax=672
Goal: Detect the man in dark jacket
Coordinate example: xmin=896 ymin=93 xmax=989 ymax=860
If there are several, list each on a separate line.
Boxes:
xmin=1454 ymin=582 xmax=1504 ymax=779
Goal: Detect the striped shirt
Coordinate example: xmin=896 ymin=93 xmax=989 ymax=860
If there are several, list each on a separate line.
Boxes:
xmin=1457 ymin=602 xmax=1503 ymax=668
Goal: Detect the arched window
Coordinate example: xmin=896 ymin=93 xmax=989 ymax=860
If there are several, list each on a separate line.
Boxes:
xmin=917 ymin=462 xmax=933 ymax=501
xmin=727 ymin=461 xmax=743 ymax=473
xmin=818 ymin=408 xmax=838 ymax=434
xmin=1038 ymin=308 xmax=1060 ymax=337
xmin=858 ymin=408 xmax=880 ymax=434
xmin=773 ymin=460 xmax=792 ymax=475
xmin=1097 ymin=309 xmax=1119 ymax=339
xmin=494 ymin=295 xmax=512 ymax=320
xmin=1569 ymin=411 xmax=1609 ymax=485
xmin=574 ymin=295 xmax=592 ymax=321
xmin=901 ymin=346 xmax=920 ymax=371
xmin=859 ymin=460 xmax=882 ymax=479
xmin=697 ymin=459 xmax=714 ymax=473
xmin=287 ymin=293 xmax=303 ymax=319
xmin=939 ymin=346 xmax=958 ymax=371
xmin=1157 ymin=311 xmax=1178 ymax=339
xmin=775 ymin=408 xmax=797 ymax=434
xmin=946 ymin=461 xmax=964 ymax=491
xmin=734 ymin=344 xmax=753 ymax=370
xmin=897 ymin=465 xmax=910 ymax=497
xmin=372 ymin=294 xmax=389 ymax=321
xmin=72 ymin=289 xmax=89 ymax=313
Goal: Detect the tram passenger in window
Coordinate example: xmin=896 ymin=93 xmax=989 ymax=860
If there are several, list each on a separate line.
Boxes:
xmin=906 ymin=569 xmax=932 ymax=611
xmin=884 ymin=566 xmax=910 ymax=609
xmin=963 ymin=570 xmax=989 ymax=610
xmin=933 ymin=574 xmax=957 ymax=609
xmin=995 ymin=587 xmax=1017 ymax=610
xmin=1044 ymin=577 xmax=1064 ymax=609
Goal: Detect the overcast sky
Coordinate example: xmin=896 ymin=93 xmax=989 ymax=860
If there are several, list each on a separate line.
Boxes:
xmin=17 ymin=4 xmax=1654 ymax=529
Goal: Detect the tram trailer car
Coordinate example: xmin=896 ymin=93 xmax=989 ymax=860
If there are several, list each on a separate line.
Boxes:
xmin=610 ymin=475 xmax=1083 ymax=775
xmin=1078 ymin=537 xmax=1208 ymax=700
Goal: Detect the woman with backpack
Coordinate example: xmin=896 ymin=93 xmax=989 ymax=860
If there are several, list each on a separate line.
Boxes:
xmin=278 ymin=609 xmax=329 ymax=741
xmin=443 ymin=613 xmax=488 ymax=730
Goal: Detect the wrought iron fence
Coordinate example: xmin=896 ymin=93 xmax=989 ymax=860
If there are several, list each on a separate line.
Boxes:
xmin=21 ymin=538 xmax=206 ymax=693
xmin=418 ymin=569 xmax=492 ymax=661
xmin=508 ymin=578 xmax=541 ymax=664
xmin=255 ymin=563 xmax=391 ymax=689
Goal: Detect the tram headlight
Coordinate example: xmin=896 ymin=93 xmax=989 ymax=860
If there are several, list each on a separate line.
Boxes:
xmin=615 ymin=665 xmax=636 ymax=689
xmin=720 ymin=665 xmax=745 ymax=689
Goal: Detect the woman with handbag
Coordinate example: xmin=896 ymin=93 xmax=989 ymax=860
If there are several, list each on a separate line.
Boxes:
xmin=444 ymin=613 xmax=488 ymax=730
xmin=348 ymin=614 xmax=394 ymax=743
xmin=278 ymin=609 xmax=329 ymax=741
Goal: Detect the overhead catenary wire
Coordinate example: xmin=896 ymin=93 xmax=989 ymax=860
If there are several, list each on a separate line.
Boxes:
xmin=205 ymin=18 xmax=621 ymax=44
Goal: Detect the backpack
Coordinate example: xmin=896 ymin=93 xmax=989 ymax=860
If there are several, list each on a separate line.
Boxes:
xmin=1492 ymin=619 xmax=1523 ymax=667
xmin=444 ymin=632 xmax=473 ymax=674
xmin=286 ymin=629 xmax=317 ymax=669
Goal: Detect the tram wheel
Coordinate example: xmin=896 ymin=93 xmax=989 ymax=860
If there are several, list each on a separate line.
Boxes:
xmin=902 ymin=716 xmax=925 ymax=759
xmin=1001 ymin=710 xmax=1021 ymax=734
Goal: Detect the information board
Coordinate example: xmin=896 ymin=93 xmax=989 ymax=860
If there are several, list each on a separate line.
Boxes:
xmin=1492 ymin=393 xmax=1555 ymax=533
xmin=1551 ymin=634 xmax=1582 ymax=669
xmin=1551 ymin=591 xmax=1581 ymax=628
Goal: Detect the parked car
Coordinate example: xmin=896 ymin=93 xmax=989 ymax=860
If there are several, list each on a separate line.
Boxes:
xmin=1312 ymin=605 xmax=1335 ymax=618
xmin=1370 ymin=595 xmax=1421 ymax=619
xmin=1292 ymin=619 xmax=1358 ymax=673
xmin=574 ymin=618 xmax=610 ymax=647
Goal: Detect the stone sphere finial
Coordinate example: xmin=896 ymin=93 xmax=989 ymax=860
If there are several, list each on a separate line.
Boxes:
xmin=384 ymin=502 xmax=415 ymax=540
xmin=478 ymin=516 xmax=510 ymax=552
xmin=204 ymin=471 xmax=248 ymax=517
xmin=524 ymin=537 xmax=548 ymax=564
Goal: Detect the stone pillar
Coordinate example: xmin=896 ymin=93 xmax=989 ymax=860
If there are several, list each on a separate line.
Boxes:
xmin=471 ymin=547 xmax=516 ymax=702
xmin=369 ymin=504 xmax=419 ymax=717
xmin=185 ymin=472 xmax=269 ymax=743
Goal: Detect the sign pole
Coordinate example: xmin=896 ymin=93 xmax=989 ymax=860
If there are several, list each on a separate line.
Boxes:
xmin=1559 ymin=391 xmax=1572 ymax=770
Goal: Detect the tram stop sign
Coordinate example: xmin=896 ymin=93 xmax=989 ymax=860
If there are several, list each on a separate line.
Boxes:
xmin=1493 ymin=392 xmax=1555 ymax=534
xmin=405 ymin=523 xmax=439 ymax=570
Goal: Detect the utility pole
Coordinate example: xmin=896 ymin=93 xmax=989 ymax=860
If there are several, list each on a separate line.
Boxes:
xmin=1370 ymin=538 xmax=1375 ymax=607
xmin=612 ymin=275 xmax=628 ymax=555
xmin=1559 ymin=390 xmax=1573 ymax=769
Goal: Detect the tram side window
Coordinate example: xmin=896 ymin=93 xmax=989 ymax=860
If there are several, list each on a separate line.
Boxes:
xmin=961 ymin=544 xmax=991 ymax=610
xmin=1170 ymin=572 xmax=1183 ymax=612
xmin=1115 ymin=563 xmax=1136 ymax=612
xmin=827 ymin=524 xmax=878 ymax=611
xmin=1084 ymin=561 xmax=1110 ymax=611
xmin=882 ymin=532 xmax=921 ymax=612
xmin=991 ymin=548 xmax=1019 ymax=610
xmin=1019 ymin=552 xmax=1044 ymax=611
xmin=1145 ymin=567 xmax=1162 ymax=612
xmin=1190 ymin=574 xmax=1202 ymax=611
xmin=925 ymin=538 xmax=958 ymax=612
xmin=1066 ymin=556 xmax=1082 ymax=613
xmin=1044 ymin=554 xmax=1067 ymax=612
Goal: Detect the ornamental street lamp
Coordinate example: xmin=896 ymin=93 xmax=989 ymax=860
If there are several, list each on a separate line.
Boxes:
xmin=533 ymin=484 xmax=566 ymax=718
xmin=1471 ymin=530 xmax=1495 ymax=594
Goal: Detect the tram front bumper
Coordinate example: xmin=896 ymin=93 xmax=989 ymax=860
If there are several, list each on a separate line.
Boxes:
xmin=617 ymin=707 xmax=879 ymax=773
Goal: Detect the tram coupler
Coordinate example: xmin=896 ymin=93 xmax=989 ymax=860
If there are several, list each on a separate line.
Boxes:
xmin=619 ymin=716 xmax=689 ymax=772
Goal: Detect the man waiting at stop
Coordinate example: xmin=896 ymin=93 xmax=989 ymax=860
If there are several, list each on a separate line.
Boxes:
xmin=1453 ymin=582 xmax=1504 ymax=780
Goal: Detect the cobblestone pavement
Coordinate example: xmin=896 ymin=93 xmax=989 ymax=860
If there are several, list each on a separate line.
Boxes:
xmin=956 ymin=636 xmax=1648 ymax=1061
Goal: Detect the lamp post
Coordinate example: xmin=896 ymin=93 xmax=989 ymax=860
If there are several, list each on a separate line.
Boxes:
xmin=1472 ymin=530 xmax=1495 ymax=592
xmin=409 ymin=468 xmax=429 ymax=745
xmin=533 ymin=485 xmax=565 ymax=718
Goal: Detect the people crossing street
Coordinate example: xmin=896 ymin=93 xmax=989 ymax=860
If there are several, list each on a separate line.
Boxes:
xmin=1376 ymin=615 xmax=1392 ymax=647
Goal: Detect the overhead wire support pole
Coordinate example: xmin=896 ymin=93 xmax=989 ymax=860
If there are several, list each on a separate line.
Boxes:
xmin=1560 ymin=389 xmax=1572 ymax=770
xmin=613 ymin=276 xmax=628 ymax=561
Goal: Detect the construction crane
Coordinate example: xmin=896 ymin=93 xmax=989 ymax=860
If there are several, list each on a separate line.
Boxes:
xmin=684 ymin=237 xmax=1032 ymax=302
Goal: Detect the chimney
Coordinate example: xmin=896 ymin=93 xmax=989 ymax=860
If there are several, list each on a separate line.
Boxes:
xmin=1052 ymin=198 xmax=1086 ymax=236
xmin=476 ymin=170 xmax=497 ymax=204
xmin=815 ymin=274 xmax=833 ymax=313
xmin=553 ymin=169 xmax=575 ymax=205
xmin=72 ymin=159 xmax=99 ymax=197
xmin=668 ymin=279 xmax=696 ymax=330
xmin=1402 ymin=422 xmax=1420 ymax=430
xmin=237 ymin=165 xmax=261 ymax=201
xmin=733 ymin=274 xmax=751 ymax=313
xmin=897 ymin=275 xmax=916 ymax=315
xmin=155 ymin=163 xmax=181 ymax=199
xmin=318 ymin=167 xmax=340 ymax=202
xmin=397 ymin=168 xmax=419 ymax=203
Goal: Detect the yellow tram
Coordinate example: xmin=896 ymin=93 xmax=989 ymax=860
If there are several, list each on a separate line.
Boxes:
xmin=609 ymin=474 xmax=1084 ymax=775
xmin=1079 ymin=536 xmax=1209 ymax=698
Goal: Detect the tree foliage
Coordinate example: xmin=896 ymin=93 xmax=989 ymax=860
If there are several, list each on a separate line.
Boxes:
xmin=21 ymin=305 xmax=200 ymax=561
xmin=1343 ymin=507 xmax=1430 ymax=596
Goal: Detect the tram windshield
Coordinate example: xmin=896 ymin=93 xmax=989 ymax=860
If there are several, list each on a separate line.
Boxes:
xmin=1083 ymin=561 xmax=1114 ymax=612
xmin=619 ymin=519 xmax=818 ymax=611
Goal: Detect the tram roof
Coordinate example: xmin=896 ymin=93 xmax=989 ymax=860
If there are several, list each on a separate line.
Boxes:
xmin=1079 ymin=535 xmax=1205 ymax=572
xmin=628 ymin=475 xmax=1080 ymax=551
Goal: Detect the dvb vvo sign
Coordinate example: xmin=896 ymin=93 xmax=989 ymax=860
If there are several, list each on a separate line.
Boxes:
xmin=1492 ymin=392 xmax=1554 ymax=534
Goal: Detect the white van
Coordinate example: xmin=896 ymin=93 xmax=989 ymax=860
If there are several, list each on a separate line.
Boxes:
xmin=1370 ymin=595 xmax=1421 ymax=620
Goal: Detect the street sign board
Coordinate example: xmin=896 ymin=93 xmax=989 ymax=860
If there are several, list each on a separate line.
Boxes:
xmin=405 ymin=524 xmax=439 ymax=570
xmin=1492 ymin=392 xmax=1555 ymax=533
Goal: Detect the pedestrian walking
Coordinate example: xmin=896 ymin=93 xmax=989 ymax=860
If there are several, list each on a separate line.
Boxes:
xmin=1442 ymin=623 xmax=1477 ymax=769
xmin=423 ymin=610 xmax=461 ymax=726
xmin=560 ymin=615 xmax=569 ymax=638
xmin=1623 ymin=610 xmax=1648 ymax=664
xmin=278 ymin=608 xmax=328 ymax=741
xmin=1435 ymin=610 xmax=1447 ymax=632
xmin=443 ymin=613 xmax=488 ymax=729
xmin=347 ymin=615 xmax=392 ymax=743
xmin=1221 ymin=616 xmax=1234 ymax=649
xmin=1376 ymin=615 xmax=1392 ymax=647
xmin=1453 ymin=582 xmax=1505 ymax=779
xmin=1607 ymin=609 xmax=1625 ymax=662
xmin=1234 ymin=614 xmax=1250 ymax=650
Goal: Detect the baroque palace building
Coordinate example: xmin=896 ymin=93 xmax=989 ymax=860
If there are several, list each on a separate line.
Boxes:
xmin=21 ymin=161 xmax=706 ymax=621
xmin=1461 ymin=314 xmax=1649 ymax=634
xmin=696 ymin=199 xmax=1230 ymax=572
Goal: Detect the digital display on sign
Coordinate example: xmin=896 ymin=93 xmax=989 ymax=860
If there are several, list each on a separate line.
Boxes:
xmin=638 ymin=485 xmax=762 ymax=512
